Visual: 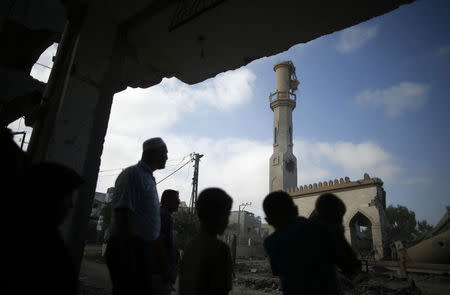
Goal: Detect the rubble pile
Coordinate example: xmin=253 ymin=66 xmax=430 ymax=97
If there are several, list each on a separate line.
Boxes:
xmin=343 ymin=274 xmax=422 ymax=295
xmin=235 ymin=260 xmax=272 ymax=274
xmin=79 ymin=282 xmax=109 ymax=295
xmin=234 ymin=259 xmax=430 ymax=295
xmin=234 ymin=275 xmax=281 ymax=294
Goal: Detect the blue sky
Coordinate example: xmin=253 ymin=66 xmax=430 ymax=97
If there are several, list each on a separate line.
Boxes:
xmin=12 ymin=0 xmax=450 ymax=225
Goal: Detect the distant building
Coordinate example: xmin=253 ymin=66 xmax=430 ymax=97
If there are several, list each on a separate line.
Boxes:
xmin=224 ymin=210 xmax=266 ymax=258
xmin=260 ymin=224 xmax=270 ymax=239
xmin=86 ymin=192 xmax=107 ymax=242
xmin=228 ymin=210 xmax=262 ymax=245
xmin=87 ymin=187 xmax=114 ymax=243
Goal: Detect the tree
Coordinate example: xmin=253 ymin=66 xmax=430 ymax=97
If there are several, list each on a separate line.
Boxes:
xmin=386 ymin=205 xmax=418 ymax=242
xmin=417 ymin=219 xmax=433 ymax=235
xmin=361 ymin=226 xmax=372 ymax=239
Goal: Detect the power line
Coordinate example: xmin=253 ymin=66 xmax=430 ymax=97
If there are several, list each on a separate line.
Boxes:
xmin=157 ymin=159 xmax=192 ymax=185
xmin=98 ymin=162 xmax=189 ymax=179
xmin=98 ymin=154 xmax=191 ymax=173
xmin=35 ymin=62 xmax=53 ymax=70
xmin=164 ymin=162 xmax=186 ymax=168
xmin=98 ymin=173 xmax=121 ymax=177
xmin=99 ymin=168 xmax=123 ymax=173
xmin=166 ymin=154 xmax=189 ymax=163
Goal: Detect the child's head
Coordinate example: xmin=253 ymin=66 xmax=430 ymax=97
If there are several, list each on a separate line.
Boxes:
xmin=263 ymin=191 xmax=298 ymax=229
xmin=196 ymin=188 xmax=233 ymax=235
xmin=25 ymin=162 xmax=83 ymax=226
xmin=161 ymin=189 xmax=180 ymax=213
xmin=315 ymin=193 xmax=346 ymax=225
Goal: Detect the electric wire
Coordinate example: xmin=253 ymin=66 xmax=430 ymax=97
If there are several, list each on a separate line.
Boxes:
xmin=35 ymin=62 xmax=53 ymax=70
xmin=156 ymin=158 xmax=192 ymax=184
xmin=99 ymin=168 xmax=123 ymax=173
xmin=98 ymin=153 xmax=192 ymax=174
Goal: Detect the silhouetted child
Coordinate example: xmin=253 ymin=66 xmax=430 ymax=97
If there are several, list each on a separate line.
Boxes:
xmin=21 ymin=162 xmax=83 ymax=294
xmin=158 ymin=189 xmax=180 ymax=294
xmin=263 ymin=191 xmax=341 ymax=295
xmin=179 ymin=188 xmax=233 ymax=295
xmin=2 ymin=127 xmax=31 ymax=292
xmin=310 ymin=193 xmax=361 ymax=279
xmin=0 ymin=127 xmax=30 ymax=188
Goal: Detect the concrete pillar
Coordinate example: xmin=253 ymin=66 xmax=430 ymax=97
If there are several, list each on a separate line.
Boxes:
xmin=344 ymin=226 xmax=351 ymax=243
xmin=269 ymin=61 xmax=298 ymax=192
xmin=46 ymin=78 xmax=114 ymax=274
xmin=27 ymin=22 xmax=80 ymax=161
xmin=371 ymin=222 xmax=384 ymax=260
xmin=27 ymin=9 xmax=121 ymax=276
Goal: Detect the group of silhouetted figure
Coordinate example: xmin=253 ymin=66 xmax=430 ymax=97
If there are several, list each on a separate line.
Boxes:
xmin=2 ymin=130 xmax=362 ymax=295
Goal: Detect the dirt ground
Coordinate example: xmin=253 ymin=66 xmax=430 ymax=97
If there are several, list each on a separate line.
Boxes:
xmin=80 ymin=244 xmax=450 ymax=295
xmin=80 ymin=244 xmax=269 ymax=295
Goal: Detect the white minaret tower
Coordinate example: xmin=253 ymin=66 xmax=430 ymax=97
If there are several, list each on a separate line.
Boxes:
xmin=269 ymin=61 xmax=299 ymax=192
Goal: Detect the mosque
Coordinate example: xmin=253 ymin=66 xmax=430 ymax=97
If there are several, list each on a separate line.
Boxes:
xmin=269 ymin=61 xmax=389 ymax=260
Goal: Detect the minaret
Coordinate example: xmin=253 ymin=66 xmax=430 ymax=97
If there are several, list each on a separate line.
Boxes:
xmin=269 ymin=61 xmax=299 ymax=192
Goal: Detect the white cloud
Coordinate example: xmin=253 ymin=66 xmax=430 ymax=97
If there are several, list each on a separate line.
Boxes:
xmin=296 ymin=140 xmax=401 ymax=185
xmin=355 ymin=82 xmax=430 ymax=117
xmin=336 ymin=24 xmax=378 ymax=54
xmin=30 ymin=43 xmax=58 ymax=83
xmin=97 ymin=134 xmax=272 ymax=218
xmin=97 ymin=134 xmax=401 ymax=219
xmin=109 ymin=68 xmax=256 ymax=136
xmin=7 ymin=118 xmax=33 ymax=151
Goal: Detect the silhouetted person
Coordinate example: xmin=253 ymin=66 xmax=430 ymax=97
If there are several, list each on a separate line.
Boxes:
xmin=1 ymin=127 xmax=30 ymax=229
xmin=2 ymin=127 xmax=30 ymax=292
xmin=231 ymin=233 xmax=237 ymax=277
xmin=158 ymin=189 xmax=180 ymax=294
xmin=263 ymin=191 xmax=340 ymax=295
xmin=179 ymin=188 xmax=233 ymax=295
xmin=21 ymin=162 xmax=83 ymax=294
xmin=310 ymin=193 xmax=361 ymax=279
xmin=106 ymin=137 xmax=169 ymax=295
xmin=1 ymin=127 xmax=30 ymax=228
xmin=0 ymin=127 xmax=30 ymax=187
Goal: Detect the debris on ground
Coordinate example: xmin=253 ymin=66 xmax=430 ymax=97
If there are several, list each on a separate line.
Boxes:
xmin=78 ymin=246 xmax=449 ymax=295
xmin=233 ymin=258 xmax=450 ymax=295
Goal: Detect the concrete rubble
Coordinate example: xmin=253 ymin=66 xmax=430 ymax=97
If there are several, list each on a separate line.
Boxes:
xmin=78 ymin=245 xmax=450 ymax=295
xmin=232 ymin=259 xmax=450 ymax=295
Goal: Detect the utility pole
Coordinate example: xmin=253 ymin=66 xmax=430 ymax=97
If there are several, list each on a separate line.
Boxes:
xmin=189 ymin=152 xmax=204 ymax=214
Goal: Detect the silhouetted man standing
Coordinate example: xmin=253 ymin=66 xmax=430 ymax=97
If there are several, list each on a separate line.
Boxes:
xmin=106 ymin=137 xmax=169 ymax=295
xmin=159 ymin=189 xmax=180 ymax=294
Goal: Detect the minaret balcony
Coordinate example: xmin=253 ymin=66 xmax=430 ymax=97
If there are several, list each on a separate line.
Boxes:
xmin=269 ymin=91 xmax=296 ymax=110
